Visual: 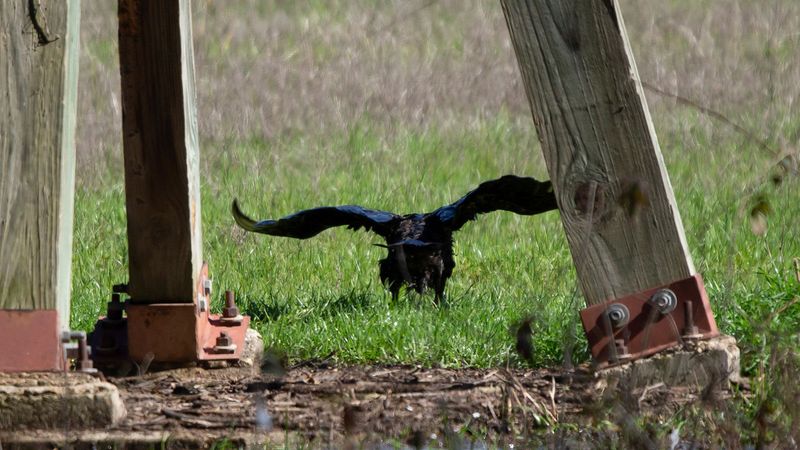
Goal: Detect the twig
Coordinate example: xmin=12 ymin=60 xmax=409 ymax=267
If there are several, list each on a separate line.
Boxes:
xmin=499 ymin=369 xmax=557 ymax=425
xmin=162 ymin=408 xmax=222 ymax=428
xmin=377 ymin=0 xmax=439 ymax=34
xmin=549 ymin=376 xmax=558 ymax=422
xmin=764 ymin=296 xmax=800 ymax=324
xmin=637 ymin=382 xmax=665 ymax=408
xmin=134 ymin=352 xmax=155 ymax=376
xmin=640 ymin=81 xmax=778 ymax=157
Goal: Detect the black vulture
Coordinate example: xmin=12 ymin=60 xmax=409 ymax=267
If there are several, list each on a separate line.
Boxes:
xmin=232 ymin=175 xmax=558 ymax=301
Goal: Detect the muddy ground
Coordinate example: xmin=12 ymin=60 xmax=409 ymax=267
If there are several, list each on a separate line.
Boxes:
xmin=1 ymin=358 xmax=733 ymax=449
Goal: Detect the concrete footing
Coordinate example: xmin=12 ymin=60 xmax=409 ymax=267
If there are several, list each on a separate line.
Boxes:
xmin=0 ymin=372 xmax=126 ymax=430
xmin=0 ymin=329 xmax=262 ymax=431
xmin=239 ymin=327 xmax=265 ymax=368
xmin=597 ymin=334 xmax=741 ymax=390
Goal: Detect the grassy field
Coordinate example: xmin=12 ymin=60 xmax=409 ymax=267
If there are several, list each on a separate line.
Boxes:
xmin=72 ymin=0 xmax=798 ymax=382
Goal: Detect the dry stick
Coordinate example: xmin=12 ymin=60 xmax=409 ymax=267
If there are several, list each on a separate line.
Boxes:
xmin=638 ymin=306 xmax=661 ymax=357
xmin=135 ymin=352 xmax=155 ymax=376
xmin=644 ymin=82 xmax=791 ymax=205
xmin=549 ymin=376 xmax=558 ymax=422
xmin=665 ymin=314 xmax=685 ymax=348
xmin=637 ymin=382 xmax=665 ymax=408
xmin=640 ymin=81 xmax=778 ymax=157
xmin=377 ymin=0 xmax=439 ymax=34
xmin=764 ymin=296 xmax=800 ymax=325
xmin=500 ymin=368 xmax=556 ymax=425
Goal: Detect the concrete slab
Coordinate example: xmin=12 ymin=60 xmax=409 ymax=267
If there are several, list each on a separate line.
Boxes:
xmin=0 ymin=372 xmax=126 ymax=430
xmin=596 ymin=334 xmax=741 ymax=391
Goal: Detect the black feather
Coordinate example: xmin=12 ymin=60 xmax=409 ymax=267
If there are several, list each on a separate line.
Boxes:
xmin=232 ymin=175 xmax=558 ymax=300
xmin=432 ymin=175 xmax=556 ymax=231
xmin=232 ymin=200 xmax=399 ymax=239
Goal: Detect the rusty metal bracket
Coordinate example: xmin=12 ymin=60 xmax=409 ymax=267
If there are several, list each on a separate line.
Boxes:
xmin=579 ymin=273 xmax=718 ymax=368
xmin=89 ymin=262 xmax=250 ymax=368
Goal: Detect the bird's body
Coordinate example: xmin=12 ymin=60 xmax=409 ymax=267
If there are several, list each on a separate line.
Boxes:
xmin=377 ymin=214 xmax=455 ymax=299
xmin=232 ymin=175 xmax=558 ymax=300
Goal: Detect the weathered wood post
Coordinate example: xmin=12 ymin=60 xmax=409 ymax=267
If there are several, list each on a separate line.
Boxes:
xmin=501 ymin=0 xmax=722 ymax=367
xmin=93 ymin=0 xmax=249 ymax=364
xmin=0 ymin=0 xmax=81 ymax=371
xmin=118 ymin=0 xmax=202 ymax=304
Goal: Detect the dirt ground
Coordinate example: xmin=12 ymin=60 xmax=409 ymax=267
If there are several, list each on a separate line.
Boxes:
xmin=1 ymin=359 xmax=730 ymax=449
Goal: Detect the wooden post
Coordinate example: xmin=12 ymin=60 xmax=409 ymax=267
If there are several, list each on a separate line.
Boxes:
xmin=0 ymin=0 xmax=81 ymax=370
xmin=501 ymin=0 xmax=695 ymax=306
xmin=109 ymin=0 xmax=248 ymax=365
xmin=118 ymin=0 xmax=202 ymax=303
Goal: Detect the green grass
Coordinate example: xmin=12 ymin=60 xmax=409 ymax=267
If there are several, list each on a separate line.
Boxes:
xmin=67 ymin=0 xmax=800 ymax=445
xmin=67 ymin=0 xmax=800 ymax=442
xmin=71 ymin=114 xmax=800 ymax=372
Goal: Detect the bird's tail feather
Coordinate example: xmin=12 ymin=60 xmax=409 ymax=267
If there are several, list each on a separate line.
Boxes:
xmin=231 ymin=199 xmax=260 ymax=232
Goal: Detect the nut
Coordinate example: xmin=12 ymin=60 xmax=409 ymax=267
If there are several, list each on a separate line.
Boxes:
xmin=212 ymin=331 xmax=237 ymax=354
xmin=216 ymin=332 xmax=233 ymax=347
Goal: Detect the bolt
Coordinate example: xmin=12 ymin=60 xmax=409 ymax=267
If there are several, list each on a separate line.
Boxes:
xmin=683 ymin=300 xmax=701 ymax=338
xmin=107 ymin=293 xmax=124 ymax=321
xmin=77 ymin=334 xmax=94 ymax=371
xmin=222 ymin=290 xmax=240 ymax=318
xmin=648 ymin=289 xmax=677 ymax=314
xmin=61 ymin=331 xmax=96 ymax=372
xmin=203 ymin=278 xmax=213 ymax=296
xmin=605 ymin=303 xmax=630 ymax=328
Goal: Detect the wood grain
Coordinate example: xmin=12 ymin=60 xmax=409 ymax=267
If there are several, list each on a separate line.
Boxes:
xmin=0 ymin=0 xmax=80 ymax=324
xmin=501 ymin=0 xmax=694 ymax=305
xmin=118 ymin=0 xmax=202 ymax=303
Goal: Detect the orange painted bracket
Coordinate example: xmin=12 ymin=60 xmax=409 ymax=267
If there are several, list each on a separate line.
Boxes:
xmin=0 ymin=309 xmax=64 ymax=372
xmin=579 ymin=273 xmax=718 ymax=368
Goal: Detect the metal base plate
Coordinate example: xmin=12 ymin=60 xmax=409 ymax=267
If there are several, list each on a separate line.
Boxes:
xmin=579 ymin=273 xmax=719 ymax=368
xmin=126 ymin=303 xmax=251 ymax=362
xmin=0 ymin=309 xmax=64 ymax=372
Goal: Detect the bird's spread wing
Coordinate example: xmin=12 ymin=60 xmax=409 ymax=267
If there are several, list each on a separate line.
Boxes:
xmin=232 ymin=200 xmax=400 ymax=239
xmin=431 ymin=175 xmax=558 ymax=231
